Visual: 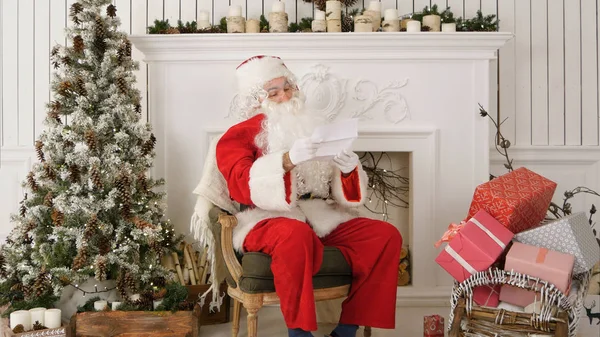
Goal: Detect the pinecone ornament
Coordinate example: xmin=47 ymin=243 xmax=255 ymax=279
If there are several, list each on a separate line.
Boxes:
xmin=72 ymin=246 xmax=89 ymax=270
xmin=134 ymin=103 xmax=141 ymax=114
xmin=12 ymin=325 xmax=25 ymax=334
xmin=61 ymin=56 xmax=72 ymax=67
xmin=35 ymin=141 xmax=45 ymax=162
xmin=0 ymin=251 xmax=7 ymax=278
xmin=58 ymin=81 xmax=72 ymax=96
xmin=137 ymin=173 xmax=148 ymax=192
xmin=124 ymin=271 xmax=136 ymax=292
xmin=73 ymin=35 xmax=84 ymax=53
xmin=117 ymin=269 xmax=128 ymax=300
xmin=84 ymin=129 xmax=97 ymax=152
xmin=95 ymin=17 xmax=105 ymax=38
xmin=116 ymin=77 xmax=128 ymax=94
xmin=69 ymin=164 xmax=81 ymax=183
xmin=27 ymin=172 xmax=39 ymax=192
xmin=19 ymin=200 xmax=26 ymax=217
xmin=44 ymin=163 xmax=56 ymax=180
xmin=125 ymin=39 xmax=132 ymax=57
xmin=95 ymin=255 xmax=107 ymax=281
xmin=97 ymin=235 xmax=111 ymax=255
xmin=341 ymin=14 xmax=354 ymax=32
xmin=132 ymin=216 xmax=153 ymax=230
xmin=166 ymin=27 xmax=181 ymax=34
xmin=70 ymin=3 xmax=84 ymax=22
xmin=84 ymin=215 xmax=97 ymax=241
xmin=51 ymin=208 xmax=64 ymax=226
xmin=49 ymin=101 xmax=62 ymax=123
xmin=76 ymin=77 xmax=87 ymax=96
xmin=91 ymin=164 xmax=103 ymax=190
xmin=107 ymin=4 xmax=117 ymax=17
xmin=32 ymin=321 xmax=46 ymax=331
xmin=141 ymin=134 xmax=156 ymax=156
xmin=43 ymin=191 xmax=53 ymax=207
xmin=116 ymin=174 xmax=131 ymax=217
xmin=24 ymin=219 xmax=37 ymax=233
xmin=33 ymin=268 xmax=50 ymax=297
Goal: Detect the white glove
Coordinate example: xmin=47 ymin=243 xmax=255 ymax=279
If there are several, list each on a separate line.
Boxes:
xmin=333 ymin=150 xmax=360 ymax=174
xmin=288 ymin=138 xmax=320 ymax=165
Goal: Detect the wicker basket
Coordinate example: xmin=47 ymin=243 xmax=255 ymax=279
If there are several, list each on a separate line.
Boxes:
xmin=449 ymin=268 xmax=591 ymax=337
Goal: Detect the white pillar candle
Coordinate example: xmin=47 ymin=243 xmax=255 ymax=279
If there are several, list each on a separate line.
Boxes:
xmin=272 ymin=1 xmax=285 ymax=13
xmin=153 ymin=300 xmax=163 ymax=310
xmin=315 ymin=9 xmax=326 ymax=21
xmin=29 ymin=307 xmax=46 ymax=326
xmin=354 ymin=15 xmax=373 ymax=32
xmin=111 ymin=301 xmax=122 ymax=310
xmin=94 ymin=300 xmax=108 ymax=311
xmin=44 ymin=309 xmax=61 ymax=329
xmin=198 ymin=20 xmax=211 ymax=29
xmin=228 ymin=5 xmax=242 ymax=17
xmin=198 ymin=11 xmax=209 ymax=21
xmin=10 ymin=310 xmax=31 ymax=331
xmin=406 ymin=20 xmax=421 ymax=32
xmin=312 ymin=19 xmax=326 ymax=32
xmin=384 ymin=8 xmax=398 ymax=21
xmin=422 ymin=14 xmax=441 ymax=31
xmin=442 ymin=22 xmax=456 ymax=32
xmin=368 ymin=1 xmax=381 ymax=12
xmin=326 ymin=1 xmax=342 ymax=20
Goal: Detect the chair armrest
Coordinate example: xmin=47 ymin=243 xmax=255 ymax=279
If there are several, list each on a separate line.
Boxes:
xmin=218 ymin=213 xmax=243 ymax=284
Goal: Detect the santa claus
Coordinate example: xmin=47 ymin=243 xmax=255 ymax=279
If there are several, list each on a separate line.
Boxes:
xmin=192 ymin=55 xmax=402 ymax=337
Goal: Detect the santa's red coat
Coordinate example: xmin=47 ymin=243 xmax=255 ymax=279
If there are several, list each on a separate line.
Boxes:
xmin=216 ymin=114 xmax=401 ymax=331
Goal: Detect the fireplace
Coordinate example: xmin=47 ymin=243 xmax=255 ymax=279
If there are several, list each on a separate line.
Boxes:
xmin=130 ymin=32 xmax=512 ymax=306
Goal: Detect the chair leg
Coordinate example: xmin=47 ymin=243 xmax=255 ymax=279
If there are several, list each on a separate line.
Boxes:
xmin=243 ymin=294 xmax=264 ymax=337
xmin=231 ymin=299 xmax=242 ymax=337
xmin=364 ymin=326 xmax=372 ymax=337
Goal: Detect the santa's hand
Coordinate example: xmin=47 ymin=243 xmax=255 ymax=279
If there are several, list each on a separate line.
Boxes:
xmin=333 ymin=150 xmax=360 ymax=174
xmin=288 ymin=138 xmax=320 ymax=165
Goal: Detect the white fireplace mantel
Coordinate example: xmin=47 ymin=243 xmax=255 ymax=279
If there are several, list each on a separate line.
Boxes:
xmin=130 ymin=32 xmax=512 ymax=307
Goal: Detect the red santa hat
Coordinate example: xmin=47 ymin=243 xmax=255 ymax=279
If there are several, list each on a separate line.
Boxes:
xmin=236 ymin=55 xmax=295 ymax=96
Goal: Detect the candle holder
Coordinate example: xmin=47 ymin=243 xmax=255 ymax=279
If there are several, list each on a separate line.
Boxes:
xmin=354 ymin=15 xmax=373 ymax=32
xmin=326 ymin=1 xmax=342 ymax=21
xmin=327 ymin=20 xmax=342 ymax=33
xmin=382 ymin=19 xmax=400 ymax=32
xmin=268 ymin=12 xmax=288 ymax=33
xmin=226 ymin=16 xmax=246 ymax=33
xmin=245 ymin=19 xmax=260 ymax=33
xmin=423 ymin=14 xmax=441 ymax=31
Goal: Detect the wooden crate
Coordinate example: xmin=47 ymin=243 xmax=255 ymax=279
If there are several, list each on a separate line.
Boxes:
xmin=67 ymin=306 xmax=200 ymax=337
xmin=187 ymin=283 xmax=230 ymax=325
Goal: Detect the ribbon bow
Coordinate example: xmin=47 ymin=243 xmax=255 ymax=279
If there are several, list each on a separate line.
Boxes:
xmin=434 ymin=221 xmax=466 ymax=248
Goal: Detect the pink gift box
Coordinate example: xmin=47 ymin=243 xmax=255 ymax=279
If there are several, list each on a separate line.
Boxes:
xmin=436 ymin=209 xmax=514 ymax=282
xmin=499 ymin=242 xmax=575 ymax=307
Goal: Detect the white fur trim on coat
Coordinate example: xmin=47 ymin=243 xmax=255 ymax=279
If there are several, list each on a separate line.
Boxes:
xmin=298 ymin=199 xmax=359 ymax=238
xmin=331 ymin=165 xmax=368 ymax=208
xmin=249 ymin=151 xmax=297 ymax=211
xmin=233 ymin=207 xmax=306 ymax=252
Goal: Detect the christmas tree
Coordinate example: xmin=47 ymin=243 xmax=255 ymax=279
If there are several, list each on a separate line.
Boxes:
xmin=0 ymin=0 xmax=181 ymax=312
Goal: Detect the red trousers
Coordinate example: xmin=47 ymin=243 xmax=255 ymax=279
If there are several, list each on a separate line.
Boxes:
xmin=243 ymin=216 xmax=402 ymax=331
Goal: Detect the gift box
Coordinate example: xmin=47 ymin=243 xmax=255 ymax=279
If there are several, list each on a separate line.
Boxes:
xmin=435 ymin=209 xmax=514 ymax=283
xmin=466 ymin=167 xmax=557 ymax=234
xmin=499 ymin=242 xmax=575 ymax=307
xmin=514 ymin=212 xmax=600 ymax=274
xmin=473 ymin=284 xmax=501 ymax=307
xmin=423 ymin=315 xmax=444 ymax=337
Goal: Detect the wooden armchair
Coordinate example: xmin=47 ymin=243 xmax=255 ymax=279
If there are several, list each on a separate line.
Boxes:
xmin=217 ymin=213 xmax=372 ymax=337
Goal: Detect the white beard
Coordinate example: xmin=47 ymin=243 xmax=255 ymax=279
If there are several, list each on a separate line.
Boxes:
xmin=255 ymin=92 xmax=333 ymax=198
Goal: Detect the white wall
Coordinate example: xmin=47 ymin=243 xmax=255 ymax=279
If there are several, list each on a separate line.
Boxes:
xmin=1 ymin=0 xmax=599 ymax=247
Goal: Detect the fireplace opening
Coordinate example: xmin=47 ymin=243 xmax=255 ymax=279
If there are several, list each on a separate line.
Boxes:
xmin=357 ymin=151 xmax=411 ymax=286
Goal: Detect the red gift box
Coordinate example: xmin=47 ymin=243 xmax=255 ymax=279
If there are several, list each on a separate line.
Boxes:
xmin=466 ymin=167 xmax=557 ymax=234
xmin=423 ymin=315 xmax=444 ymax=337
xmin=473 ymin=284 xmax=501 ymax=307
xmin=435 ymin=209 xmax=514 ymax=283
xmin=499 ymin=242 xmax=574 ymax=307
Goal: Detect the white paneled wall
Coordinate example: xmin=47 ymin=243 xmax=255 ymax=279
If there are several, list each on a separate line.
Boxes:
xmin=1 ymin=0 xmax=599 ymax=227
